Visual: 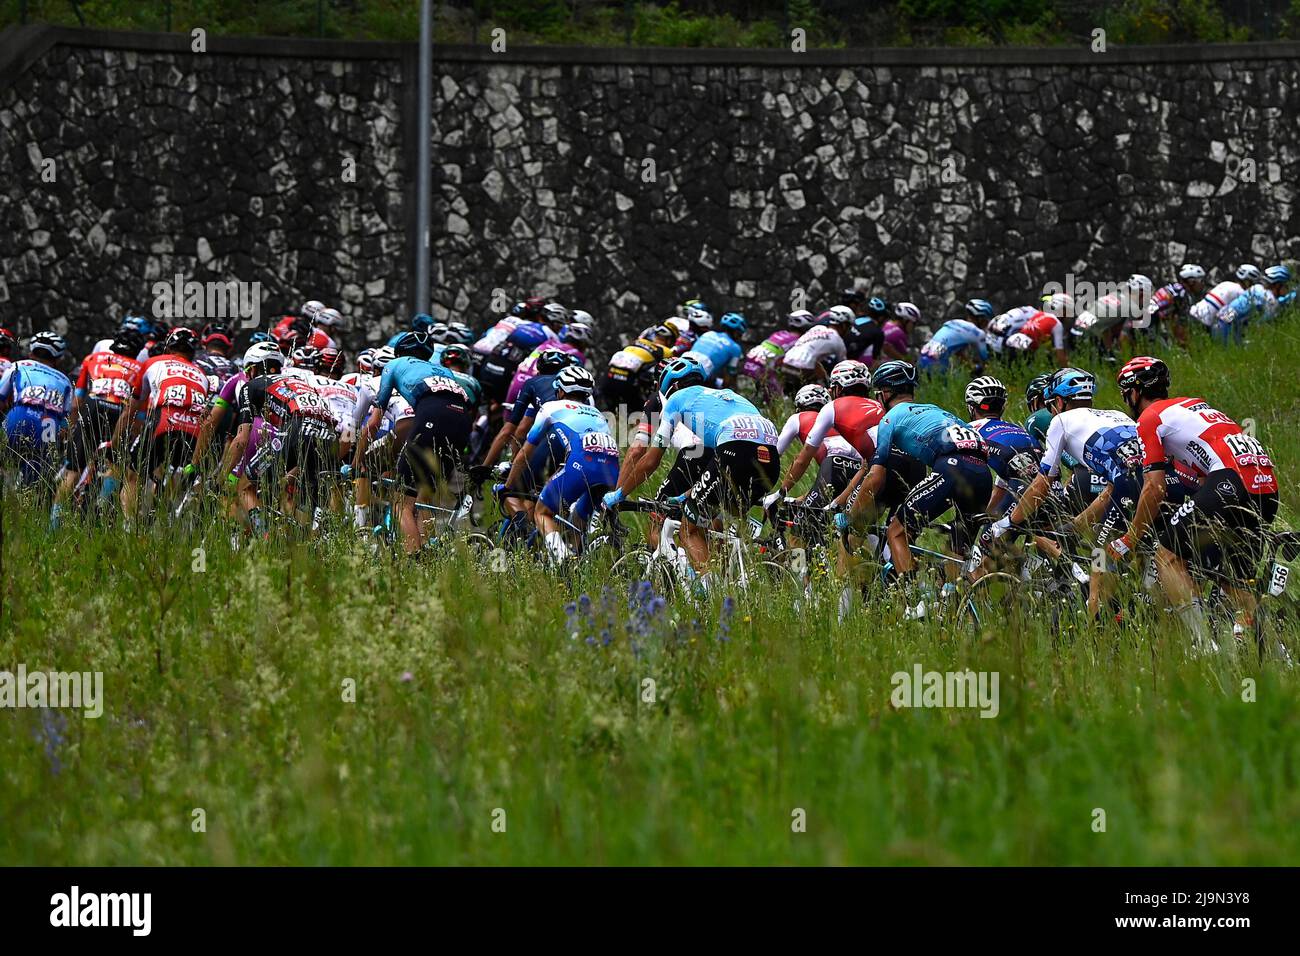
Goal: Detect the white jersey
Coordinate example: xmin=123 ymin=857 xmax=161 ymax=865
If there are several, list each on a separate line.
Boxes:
xmin=310 ymin=373 xmax=373 ymax=445
xmin=1040 ymin=406 xmax=1138 ymax=483
xmin=1190 ymin=281 xmax=1244 ymax=327
xmin=775 ymin=410 xmax=858 ymax=460
xmin=984 ymin=306 xmax=1034 ymax=352
xmin=782 ymin=326 xmax=846 ymax=371
xmin=472 ymin=316 xmax=524 ymax=356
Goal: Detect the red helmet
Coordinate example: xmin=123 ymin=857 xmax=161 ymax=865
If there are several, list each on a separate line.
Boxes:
xmin=0 ymin=326 xmax=15 ymax=354
xmin=521 ymin=296 xmax=546 ymax=319
xmin=1117 ymin=355 xmax=1170 ymax=393
xmin=319 ymin=346 xmax=346 ymax=377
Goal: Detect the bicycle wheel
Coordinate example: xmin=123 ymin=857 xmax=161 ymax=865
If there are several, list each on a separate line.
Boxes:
xmin=956 ymin=572 xmax=1024 ymax=633
xmin=611 ymin=549 xmax=678 ymax=600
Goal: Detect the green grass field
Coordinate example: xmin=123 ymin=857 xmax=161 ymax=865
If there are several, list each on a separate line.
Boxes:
xmin=4 ymin=324 xmax=1300 ymax=865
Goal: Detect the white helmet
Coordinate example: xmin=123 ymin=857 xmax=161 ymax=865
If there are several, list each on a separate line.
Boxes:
xmin=787 ymin=309 xmax=815 ymax=330
xmin=1042 ymin=292 xmax=1073 ymax=318
xmin=794 ymin=383 xmax=831 ymax=410
xmin=371 ymin=345 xmax=396 ymax=372
xmin=555 ymin=364 xmax=595 ymax=398
xmin=1128 ymin=274 xmax=1153 ymax=297
xmin=828 ymin=305 xmax=857 ymax=325
xmin=543 ymin=303 xmax=570 ymax=325
xmin=570 ymin=309 xmax=594 ymax=326
xmin=1178 ymin=263 xmax=1206 ymax=282
xmin=685 ymin=306 xmax=712 ymax=329
xmin=894 ymin=302 xmax=922 ymax=323
xmin=243 ymin=342 xmax=286 ymax=369
xmin=1235 ymin=263 xmax=1263 ymax=284
xmin=665 ymin=316 xmax=690 ymax=335
xmin=828 ymin=359 xmax=871 ymax=391
xmin=300 ymin=300 xmax=325 ymax=320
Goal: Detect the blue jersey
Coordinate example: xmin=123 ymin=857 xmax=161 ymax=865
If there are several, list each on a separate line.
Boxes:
xmin=970 ymin=417 xmax=1040 ymax=488
xmin=653 ymin=385 xmax=777 ymax=450
xmin=509 ymin=372 xmax=557 ymax=425
xmin=508 ymin=322 xmax=553 ymax=352
xmin=919 ymin=320 xmax=987 ymax=369
xmin=376 ymin=356 xmax=467 ymax=408
xmin=0 ymin=359 xmax=72 ymax=420
xmin=526 ymin=398 xmax=619 ymax=465
xmin=871 ymin=401 xmax=987 ymax=469
xmin=683 ymin=331 xmax=743 ymax=378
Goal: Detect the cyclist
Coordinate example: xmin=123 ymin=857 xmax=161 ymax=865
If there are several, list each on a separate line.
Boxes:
xmin=1142 ymin=264 xmax=1205 ymax=346
xmin=472 ymin=347 xmax=573 ymax=486
xmin=117 ymin=328 xmax=210 ymax=520
xmin=840 ymin=360 xmax=992 ymax=586
xmin=0 ymin=331 xmax=73 ymax=486
xmin=765 ymin=383 xmax=861 ymax=509
xmin=1004 ymin=300 xmax=1070 ymax=366
xmin=1108 ymin=356 xmax=1279 ymax=647
xmin=879 ymin=301 xmax=914 ymax=362
xmin=741 ymin=309 xmax=812 ymax=397
xmin=683 ymin=312 xmax=747 ymax=387
xmin=984 ymin=367 xmax=1141 ymax=617
xmin=603 ymin=357 xmax=779 ymax=584
xmin=195 ymin=322 xmax=239 ymax=404
xmin=843 ymin=292 xmax=887 ymax=365
xmin=508 ymin=321 xmax=590 ymax=407
xmin=1023 ymin=371 xmax=1103 ymax=514
xmin=1087 ymin=274 xmax=1152 ymax=355
xmin=0 ymin=326 xmax=15 ymax=375
xmin=919 ymin=300 xmax=990 ymax=372
xmin=501 ymin=366 xmax=619 ymax=564
xmin=781 ymin=308 xmax=850 ymax=387
xmin=962 ymin=376 xmax=1040 ymax=516
xmin=51 ymin=328 xmax=146 ymax=524
xmin=602 ymin=323 xmax=675 ymax=412
xmin=1190 ymin=264 xmax=1258 ymax=344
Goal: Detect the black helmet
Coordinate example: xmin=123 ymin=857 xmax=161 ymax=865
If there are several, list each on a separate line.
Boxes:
xmin=1117 ymin=356 xmax=1171 ymax=394
xmin=1025 ymin=372 xmax=1053 ymax=411
xmin=164 ymin=327 xmax=199 ymax=356
xmin=111 ymin=329 xmax=144 ymax=356
xmin=537 ymin=347 xmax=570 ymax=376
xmin=871 ymin=359 xmax=918 ymax=393
xmin=393 ymin=330 xmax=433 ymax=360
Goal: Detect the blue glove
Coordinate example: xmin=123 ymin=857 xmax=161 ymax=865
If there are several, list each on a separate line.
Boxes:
xmin=833 ymin=511 xmax=851 ymax=533
xmin=667 ymin=494 xmax=687 ymax=506
xmin=340 ymin=464 xmax=353 ymax=480
xmin=601 ymin=488 xmax=625 ymax=510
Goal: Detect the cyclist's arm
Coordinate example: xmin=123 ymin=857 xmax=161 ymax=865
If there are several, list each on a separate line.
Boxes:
xmin=616 ymin=445 xmax=665 ymax=497
xmin=352 ymin=405 xmax=385 ymax=469
xmin=191 ymin=398 xmax=229 ymax=467
xmin=503 ymin=440 xmax=535 ymax=491
xmin=846 ymin=463 xmax=886 ymax=521
xmin=1075 ymin=483 xmax=1112 ymax=531
xmin=1123 ymin=470 xmax=1167 ymax=546
xmin=1008 ymin=473 xmax=1052 ymax=525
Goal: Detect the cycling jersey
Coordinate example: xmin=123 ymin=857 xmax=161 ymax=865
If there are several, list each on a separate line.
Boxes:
xmin=1190 ymin=281 xmax=1245 ymax=327
xmin=376 ymin=356 xmax=469 ymax=408
xmin=969 ymin=417 xmax=1040 ymax=490
xmin=653 ymin=385 xmax=777 ymax=449
xmin=1217 ymin=284 xmax=1280 ymax=326
xmin=742 ymin=329 xmax=800 ymax=379
xmin=510 ymin=373 xmax=558 ymax=426
xmin=136 ymin=355 xmax=209 ymax=436
xmin=608 ymin=339 xmax=670 ymax=381
xmin=782 ymin=326 xmax=847 ymax=372
xmin=75 ymin=351 xmax=143 ymax=407
xmin=871 ymin=401 xmax=987 ymax=468
xmin=682 ymin=330 xmax=743 ymax=379
xmin=920 ymin=319 xmax=987 ymax=369
xmin=1136 ymin=397 xmax=1277 ymax=495
xmin=240 ymin=375 xmax=337 ymax=433
xmin=982 ymin=308 xmax=1034 ymax=353
xmin=508 ymin=342 xmax=585 ymax=405
xmin=195 ymin=350 xmax=239 ymax=400
xmin=526 ymin=399 xmax=620 ymax=521
xmin=1039 ymin=407 xmax=1139 ymax=484
xmin=845 ymin=318 xmax=886 ymax=363
xmin=775 ymin=409 xmax=857 ymax=463
xmin=1007 ymin=310 xmax=1065 ymax=351
xmin=310 ymin=373 xmax=374 ymax=445
xmin=1144 ymin=282 xmax=1190 ymax=328
xmin=807 ymin=395 xmax=884 ymax=458
xmin=1 ymin=360 xmax=73 ymax=480
xmin=881 ymin=320 xmax=909 ymax=355
xmin=472 ymin=316 xmax=525 ymax=356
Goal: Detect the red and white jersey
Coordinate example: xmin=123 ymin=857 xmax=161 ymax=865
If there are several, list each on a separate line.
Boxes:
xmin=775 ymin=409 xmax=856 ymax=463
xmin=1137 ymin=397 xmax=1277 ymax=494
xmin=806 ymin=395 xmax=883 ymax=458
xmin=76 ymin=351 xmax=144 ymax=407
xmin=136 ymin=354 xmax=209 ymax=436
xmin=1015 ymin=310 xmax=1065 ymax=350
xmin=309 ymin=373 xmax=374 ymax=444
xmin=782 ymin=326 xmax=847 ymax=371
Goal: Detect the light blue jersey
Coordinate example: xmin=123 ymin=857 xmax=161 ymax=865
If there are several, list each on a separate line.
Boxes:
xmin=653 ymin=384 xmax=777 ymax=449
xmin=683 ymin=330 xmax=743 ymax=379
xmin=375 ymin=356 xmax=463 ymax=407
xmin=0 ymin=359 xmax=72 ymax=418
xmin=871 ymin=401 xmax=986 ymax=468
xmin=918 ymin=320 xmax=987 ymax=370
xmin=527 ymin=399 xmax=619 ymax=463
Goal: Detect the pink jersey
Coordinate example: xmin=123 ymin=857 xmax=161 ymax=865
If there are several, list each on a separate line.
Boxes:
xmin=505 ymin=342 xmax=585 ymax=405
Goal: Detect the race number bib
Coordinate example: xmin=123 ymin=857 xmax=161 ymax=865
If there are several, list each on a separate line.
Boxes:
xmin=581 ymin=431 xmax=618 ymax=455
xmin=944 ymin=424 xmax=982 ymax=452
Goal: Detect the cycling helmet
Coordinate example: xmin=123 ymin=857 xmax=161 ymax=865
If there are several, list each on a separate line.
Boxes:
xmin=965 ymin=298 xmax=995 ymax=320
xmin=964 ymin=375 xmax=1007 ymax=413
xmin=1265 ymin=264 xmax=1292 ymax=285
xmin=570 ymin=309 xmax=594 ymax=327
xmin=1128 ymin=274 xmax=1154 ymax=298
xmin=871 ymin=360 xmax=918 ymax=393
xmin=411 ymin=313 xmax=435 ymax=334
xmin=650 ymin=323 xmax=677 ymax=343
xmin=300 ymin=300 xmax=325 ymax=320
xmin=271 ymin=318 xmax=304 ymax=346
xmin=719 ymin=312 xmax=748 ymax=336
xmin=121 ymin=314 xmax=152 ymax=335
xmin=685 ymin=306 xmax=713 ymax=329
xmin=840 ymin=288 xmax=866 ymax=306
xmin=828 ymin=305 xmax=856 ymax=326
xmin=509 ymin=301 xmax=527 ymax=317
xmin=894 ymin=302 xmax=922 ymax=323
xmin=787 ymin=309 xmax=815 ymax=330
xmin=522 ymin=296 xmax=547 ymax=318
xmin=319 ymin=347 xmax=346 ymax=377
xmin=164 ymin=327 xmax=199 ymax=356
xmin=794 ymin=383 xmax=832 ymax=411
xmin=243 ymin=341 xmax=286 ymax=369
xmin=392 ymin=330 xmax=433 ymax=359
xmin=555 ymin=364 xmax=595 ymax=398
xmin=543 ymin=303 xmax=570 ymax=326
xmin=248 ymin=331 xmax=274 ymax=346
xmin=201 ymin=322 xmax=233 ymax=347
xmin=290 ymin=345 xmax=322 ymax=371
xmin=356 ymin=347 xmax=376 ymax=375
xmin=659 ymin=356 xmax=705 ymax=397
xmin=866 ymin=297 xmax=889 ymax=319
xmin=1025 ymin=372 xmax=1053 ymax=410
xmin=1042 ymin=292 xmax=1073 ymax=317
xmin=441 ymin=343 xmax=471 ymax=371
xmin=448 ymin=321 xmax=476 ymax=344
xmin=427 ymin=322 xmax=453 ymax=344
xmin=1178 ymin=263 xmax=1206 ymax=282
xmin=561 ymin=322 xmax=593 ymax=346
xmin=1235 ymin=264 xmax=1263 ymax=284
xmin=316 ymin=307 xmax=343 ymax=328
xmin=829 ymin=360 xmax=871 ymax=392
xmin=371 ymin=345 xmax=397 ymax=373
xmin=537 ymin=347 xmax=571 ymax=375
xmin=111 ymin=329 xmax=144 ymax=357
xmin=1117 ymin=355 xmax=1170 ymax=394
xmin=0 ymin=327 xmax=16 ymax=354
xmin=814 ymin=309 xmax=839 ymax=327
xmin=1047 ymin=367 xmax=1096 ymax=403
xmin=681 ymin=298 xmax=709 ymax=315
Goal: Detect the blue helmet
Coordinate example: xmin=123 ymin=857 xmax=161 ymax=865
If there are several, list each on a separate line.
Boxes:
xmin=1047 ymin=367 xmax=1096 ymax=402
xmin=659 ymin=356 xmax=705 ymax=397
xmin=871 ymin=359 xmax=918 ymax=393
xmin=965 ymin=298 xmax=995 ymax=320
xmin=411 ymin=313 xmax=435 ymax=333
xmin=393 ymin=330 xmax=433 ymax=359
xmin=248 ymin=331 xmax=274 ymax=345
xmin=1265 ymin=265 xmax=1292 ymax=285
xmin=121 ymin=313 xmax=152 ymax=335
xmin=719 ymin=312 xmax=747 ymax=336
xmin=866 ymin=297 xmax=888 ymax=318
